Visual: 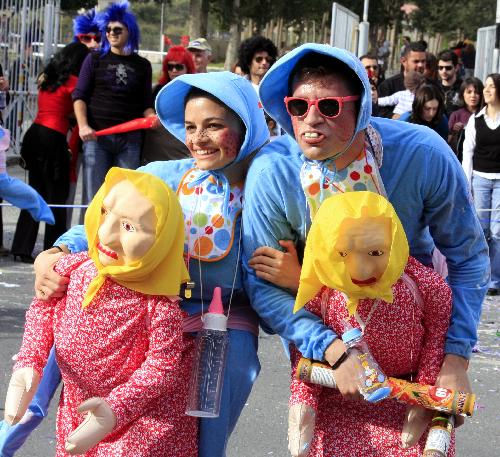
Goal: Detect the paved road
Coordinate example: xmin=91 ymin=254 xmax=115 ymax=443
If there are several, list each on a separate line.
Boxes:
xmin=0 ymin=162 xmax=498 ymax=456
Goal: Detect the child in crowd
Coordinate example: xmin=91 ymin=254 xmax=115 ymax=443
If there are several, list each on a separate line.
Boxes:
xmin=3 ymin=168 xmax=197 ymax=456
xmin=288 ymin=191 xmax=454 ymax=457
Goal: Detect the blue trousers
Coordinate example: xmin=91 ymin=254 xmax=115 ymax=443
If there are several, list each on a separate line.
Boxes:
xmin=0 ymin=330 xmax=260 ymax=457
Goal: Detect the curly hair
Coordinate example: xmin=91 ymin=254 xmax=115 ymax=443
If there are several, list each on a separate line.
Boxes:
xmin=158 ymin=46 xmax=196 ymax=85
xmin=39 ymin=42 xmax=89 ymax=92
xmin=238 ymin=36 xmax=278 ymax=74
xmin=72 ymin=8 xmax=99 ymax=39
xmin=410 ymin=84 xmax=445 ymax=127
xmin=98 ymin=1 xmax=140 ymax=55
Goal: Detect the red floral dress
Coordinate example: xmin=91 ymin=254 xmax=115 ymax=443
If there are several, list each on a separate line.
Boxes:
xmin=15 ymin=252 xmax=197 ymax=457
xmin=290 ymin=257 xmax=455 ymax=456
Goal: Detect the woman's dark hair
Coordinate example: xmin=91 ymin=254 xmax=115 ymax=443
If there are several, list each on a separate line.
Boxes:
xmin=184 ymin=87 xmax=245 ymax=135
xmin=410 ymin=84 xmax=445 ymax=126
xmin=39 ymin=42 xmax=89 ymax=92
xmin=238 ymin=36 xmax=278 ymax=74
xmin=485 ymin=73 xmax=500 ymax=104
xmin=459 ymin=77 xmax=484 ymax=112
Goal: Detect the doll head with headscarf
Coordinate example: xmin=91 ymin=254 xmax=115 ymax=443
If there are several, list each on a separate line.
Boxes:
xmin=82 ymin=167 xmax=189 ymax=308
xmin=294 ymin=191 xmax=409 ymax=316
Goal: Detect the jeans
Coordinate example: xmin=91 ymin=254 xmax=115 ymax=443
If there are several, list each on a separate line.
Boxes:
xmin=82 ymin=131 xmax=142 ymax=204
xmin=472 ymin=174 xmax=500 ymax=288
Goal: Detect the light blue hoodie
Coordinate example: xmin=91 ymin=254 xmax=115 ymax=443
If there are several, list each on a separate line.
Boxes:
xmin=243 ymin=44 xmax=489 ymax=360
xmin=57 ymin=71 xmax=269 ymax=315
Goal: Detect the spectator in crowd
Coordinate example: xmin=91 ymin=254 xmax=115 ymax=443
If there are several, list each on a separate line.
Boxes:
xmin=462 ymin=73 xmax=500 ymax=296
xmin=438 ymin=50 xmax=463 ymax=117
xmin=187 ymin=37 xmax=212 ymax=73
xmin=10 ymin=42 xmax=89 ymax=263
xmin=232 ymin=61 xmax=246 ymax=77
xmin=238 ymin=35 xmax=278 ymax=92
xmin=377 ymin=41 xmax=427 ymax=118
xmin=399 ymin=84 xmax=449 ymax=140
xmin=141 ymin=45 xmax=194 ymax=164
xmin=461 ymin=41 xmax=476 ymax=79
xmin=400 ymin=35 xmax=411 ymax=57
xmin=424 ymin=52 xmax=438 ymax=81
xmin=448 ymin=77 xmax=484 ymax=161
xmin=377 ymin=70 xmax=425 ymax=119
xmin=360 ymin=54 xmax=383 ymax=86
xmin=73 ymin=1 xmax=155 ymax=204
xmin=73 ymin=8 xmax=100 ymax=50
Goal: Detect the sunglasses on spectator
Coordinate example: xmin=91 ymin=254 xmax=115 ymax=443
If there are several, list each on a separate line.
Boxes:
xmin=364 ymin=65 xmax=379 ymax=71
xmin=438 ymin=65 xmax=454 ymax=71
xmin=284 ymin=95 xmax=360 ymax=118
xmin=106 ymin=26 xmax=124 ymax=35
xmin=167 ymin=63 xmax=186 ymax=71
xmin=254 ymin=55 xmax=275 ymax=64
xmin=77 ymin=34 xmax=101 ymax=43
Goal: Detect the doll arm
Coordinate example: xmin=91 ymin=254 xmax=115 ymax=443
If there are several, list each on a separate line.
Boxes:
xmin=5 ymin=296 xmax=59 ymax=424
xmin=103 ymin=297 xmax=187 ymax=430
xmin=415 ymin=271 xmax=453 ymax=385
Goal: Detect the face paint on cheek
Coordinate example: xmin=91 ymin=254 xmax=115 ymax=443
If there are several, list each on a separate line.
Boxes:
xmin=217 ymin=129 xmax=241 ymax=159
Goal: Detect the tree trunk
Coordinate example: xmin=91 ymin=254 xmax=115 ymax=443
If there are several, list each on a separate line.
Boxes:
xmin=200 ymin=0 xmax=209 ymax=38
xmin=224 ymin=0 xmax=241 ymax=70
xmin=188 ymin=0 xmax=203 ymax=39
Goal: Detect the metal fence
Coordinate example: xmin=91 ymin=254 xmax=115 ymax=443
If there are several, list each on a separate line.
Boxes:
xmin=330 ymin=2 xmax=359 ymax=55
xmin=0 ymin=0 xmax=60 ymax=155
xmin=475 ymin=25 xmax=496 ymax=83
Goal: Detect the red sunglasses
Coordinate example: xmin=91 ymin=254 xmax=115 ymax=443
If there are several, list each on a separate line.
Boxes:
xmin=284 ymin=95 xmax=360 ymax=119
xmin=77 ymin=33 xmax=101 ymax=44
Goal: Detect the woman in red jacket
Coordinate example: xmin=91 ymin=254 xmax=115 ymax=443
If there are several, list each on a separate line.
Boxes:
xmin=11 ymin=42 xmax=89 ymax=263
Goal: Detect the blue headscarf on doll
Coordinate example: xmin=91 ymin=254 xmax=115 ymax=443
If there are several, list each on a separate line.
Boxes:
xmin=155 ymin=71 xmax=269 ymax=216
xmin=98 ymin=1 xmax=140 ymax=55
xmin=72 ymin=8 xmax=99 ymax=41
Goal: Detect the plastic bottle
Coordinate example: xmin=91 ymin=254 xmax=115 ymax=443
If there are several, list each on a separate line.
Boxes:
xmin=341 ymin=322 xmax=391 ymax=402
xmin=186 ymin=287 xmax=229 ymax=417
xmin=423 ymin=413 xmax=454 ymax=457
xmin=0 ymin=127 xmax=9 ymax=150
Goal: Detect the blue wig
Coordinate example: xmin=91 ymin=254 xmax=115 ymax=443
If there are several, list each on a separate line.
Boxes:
xmin=98 ymin=1 xmax=140 ymax=55
xmin=72 ymin=8 xmax=99 ymax=40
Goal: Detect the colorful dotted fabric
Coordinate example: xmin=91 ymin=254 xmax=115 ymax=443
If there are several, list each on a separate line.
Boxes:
xmin=177 ymin=168 xmax=243 ymax=262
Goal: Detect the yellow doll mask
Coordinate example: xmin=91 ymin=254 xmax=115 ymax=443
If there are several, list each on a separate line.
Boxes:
xmin=294 ymin=191 xmax=409 ymax=316
xmin=82 ymin=167 xmax=190 ymax=308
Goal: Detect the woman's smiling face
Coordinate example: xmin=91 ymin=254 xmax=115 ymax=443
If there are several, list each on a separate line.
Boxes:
xmin=184 ymin=96 xmax=244 ymax=170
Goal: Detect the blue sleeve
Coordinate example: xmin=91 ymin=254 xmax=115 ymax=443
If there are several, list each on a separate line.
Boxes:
xmin=55 ymin=225 xmax=87 ymax=253
xmin=421 ymin=142 xmax=488 ymax=359
xmin=243 ymin=159 xmax=337 ymax=361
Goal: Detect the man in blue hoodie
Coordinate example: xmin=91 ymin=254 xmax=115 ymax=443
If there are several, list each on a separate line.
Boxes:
xmin=243 ymin=44 xmax=488 ymax=442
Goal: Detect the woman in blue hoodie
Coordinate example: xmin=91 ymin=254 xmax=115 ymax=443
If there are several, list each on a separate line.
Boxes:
xmin=2 ymin=72 xmax=270 ymax=457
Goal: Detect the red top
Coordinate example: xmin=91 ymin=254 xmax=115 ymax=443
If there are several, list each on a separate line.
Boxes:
xmin=34 ymin=75 xmax=78 ymax=135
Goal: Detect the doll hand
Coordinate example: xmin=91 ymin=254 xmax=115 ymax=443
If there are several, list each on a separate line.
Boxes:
xmin=288 ymin=404 xmax=315 ymax=457
xmin=34 ymin=247 xmax=69 ymax=300
xmin=401 ymin=405 xmax=434 ymax=448
xmin=249 ymin=240 xmax=301 ymax=292
xmin=65 ymin=397 xmax=117 ymax=455
xmin=4 ymin=368 xmax=41 ymax=425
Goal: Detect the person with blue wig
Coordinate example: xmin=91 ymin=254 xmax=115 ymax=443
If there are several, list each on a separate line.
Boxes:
xmin=72 ymin=8 xmax=100 ymax=50
xmin=242 ymin=43 xmax=488 ymax=450
xmin=13 ymin=71 xmax=284 ymax=456
xmin=72 ymin=1 xmax=154 ymax=205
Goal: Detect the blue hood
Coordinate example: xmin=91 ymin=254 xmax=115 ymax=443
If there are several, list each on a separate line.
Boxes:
xmin=155 ymin=71 xmax=269 ymax=167
xmin=258 ymin=43 xmax=372 ymax=139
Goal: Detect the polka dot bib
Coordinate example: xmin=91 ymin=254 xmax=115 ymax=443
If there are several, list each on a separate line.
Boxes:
xmin=177 ymin=168 xmax=243 ymax=262
xmin=300 ymin=148 xmax=382 ymax=220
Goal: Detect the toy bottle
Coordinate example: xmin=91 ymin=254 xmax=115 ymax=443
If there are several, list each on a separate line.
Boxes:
xmin=341 ymin=322 xmax=391 ymax=402
xmin=186 ymin=287 xmax=229 ymax=417
xmin=423 ymin=413 xmax=454 ymax=456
